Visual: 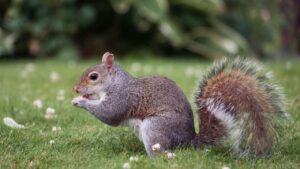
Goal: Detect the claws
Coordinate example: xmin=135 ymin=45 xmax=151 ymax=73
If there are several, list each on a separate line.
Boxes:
xmin=72 ymin=96 xmax=87 ymax=107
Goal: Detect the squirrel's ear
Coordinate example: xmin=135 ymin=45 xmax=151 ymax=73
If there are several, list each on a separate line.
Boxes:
xmin=101 ymin=52 xmax=114 ymax=69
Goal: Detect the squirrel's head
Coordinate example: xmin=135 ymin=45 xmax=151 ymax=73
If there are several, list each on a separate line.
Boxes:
xmin=73 ymin=52 xmax=115 ymax=100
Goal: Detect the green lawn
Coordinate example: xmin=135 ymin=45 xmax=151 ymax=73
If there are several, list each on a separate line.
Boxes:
xmin=0 ymin=56 xmax=300 ymax=169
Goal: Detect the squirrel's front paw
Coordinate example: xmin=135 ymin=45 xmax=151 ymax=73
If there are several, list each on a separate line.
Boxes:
xmin=72 ymin=96 xmax=87 ymax=108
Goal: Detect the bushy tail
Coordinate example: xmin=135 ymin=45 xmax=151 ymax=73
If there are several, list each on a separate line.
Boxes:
xmin=194 ymin=58 xmax=286 ymax=157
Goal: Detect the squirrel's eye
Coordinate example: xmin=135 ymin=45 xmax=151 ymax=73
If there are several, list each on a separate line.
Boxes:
xmin=89 ymin=73 xmax=98 ymax=81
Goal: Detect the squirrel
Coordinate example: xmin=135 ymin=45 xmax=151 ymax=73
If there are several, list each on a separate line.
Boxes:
xmin=72 ymin=52 xmax=285 ymax=157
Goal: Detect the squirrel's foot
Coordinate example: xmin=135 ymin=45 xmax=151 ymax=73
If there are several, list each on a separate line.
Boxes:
xmin=72 ymin=96 xmax=87 ymax=108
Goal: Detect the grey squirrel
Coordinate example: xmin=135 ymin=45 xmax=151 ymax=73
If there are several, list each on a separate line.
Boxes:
xmin=72 ymin=52 xmax=285 ymax=157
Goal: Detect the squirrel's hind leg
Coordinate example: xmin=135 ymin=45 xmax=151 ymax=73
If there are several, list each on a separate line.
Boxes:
xmin=139 ymin=117 xmax=170 ymax=156
xmin=140 ymin=114 xmax=194 ymax=157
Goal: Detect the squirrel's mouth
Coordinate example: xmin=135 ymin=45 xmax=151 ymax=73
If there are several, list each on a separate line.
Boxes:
xmin=83 ymin=94 xmax=92 ymax=99
xmin=82 ymin=93 xmax=99 ymax=100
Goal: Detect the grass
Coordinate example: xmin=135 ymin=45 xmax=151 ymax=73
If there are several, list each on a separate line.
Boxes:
xmin=0 ymin=56 xmax=300 ymax=169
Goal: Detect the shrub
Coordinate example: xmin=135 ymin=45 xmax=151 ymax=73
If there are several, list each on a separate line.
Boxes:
xmin=0 ymin=0 xmax=288 ymax=59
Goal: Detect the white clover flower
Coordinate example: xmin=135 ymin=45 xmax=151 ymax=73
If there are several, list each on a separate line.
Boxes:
xmin=130 ymin=62 xmax=142 ymax=72
xmin=52 ymin=126 xmax=62 ymax=132
xmin=151 ymin=143 xmax=161 ymax=152
xmin=56 ymin=95 xmax=65 ymax=101
xmin=50 ymin=71 xmax=60 ymax=82
xmin=3 ymin=117 xmax=25 ymax=129
xmin=44 ymin=107 xmax=56 ymax=119
xmin=46 ymin=107 xmax=55 ymax=114
xmin=222 ymin=166 xmax=230 ymax=169
xmin=58 ymin=89 xmax=65 ymax=96
xmin=20 ymin=63 xmax=36 ymax=79
xmin=24 ymin=63 xmax=36 ymax=73
xmin=122 ymin=162 xmax=130 ymax=169
xmin=33 ymin=99 xmax=43 ymax=109
xmin=56 ymin=89 xmax=65 ymax=101
xmin=129 ymin=156 xmax=139 ymax=162
xmin=166 ymin=152 xmax=176 ymax=159
xmin=185 ymin=67 xmax=195 ymax=77
xmin=49 ymin=140 xmax=55 ymax=145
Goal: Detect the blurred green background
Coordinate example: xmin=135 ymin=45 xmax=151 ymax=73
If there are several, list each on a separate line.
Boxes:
xmin=0 ymin=0 xmax=299 ymax=60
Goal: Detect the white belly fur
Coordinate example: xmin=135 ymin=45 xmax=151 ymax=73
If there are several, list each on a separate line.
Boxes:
xmin=122 ymin=118 xmax=143 ymax=141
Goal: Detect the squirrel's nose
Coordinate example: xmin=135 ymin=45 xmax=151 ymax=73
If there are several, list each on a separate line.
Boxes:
xmin=73 ymin=86 xmax=80 ymax=93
